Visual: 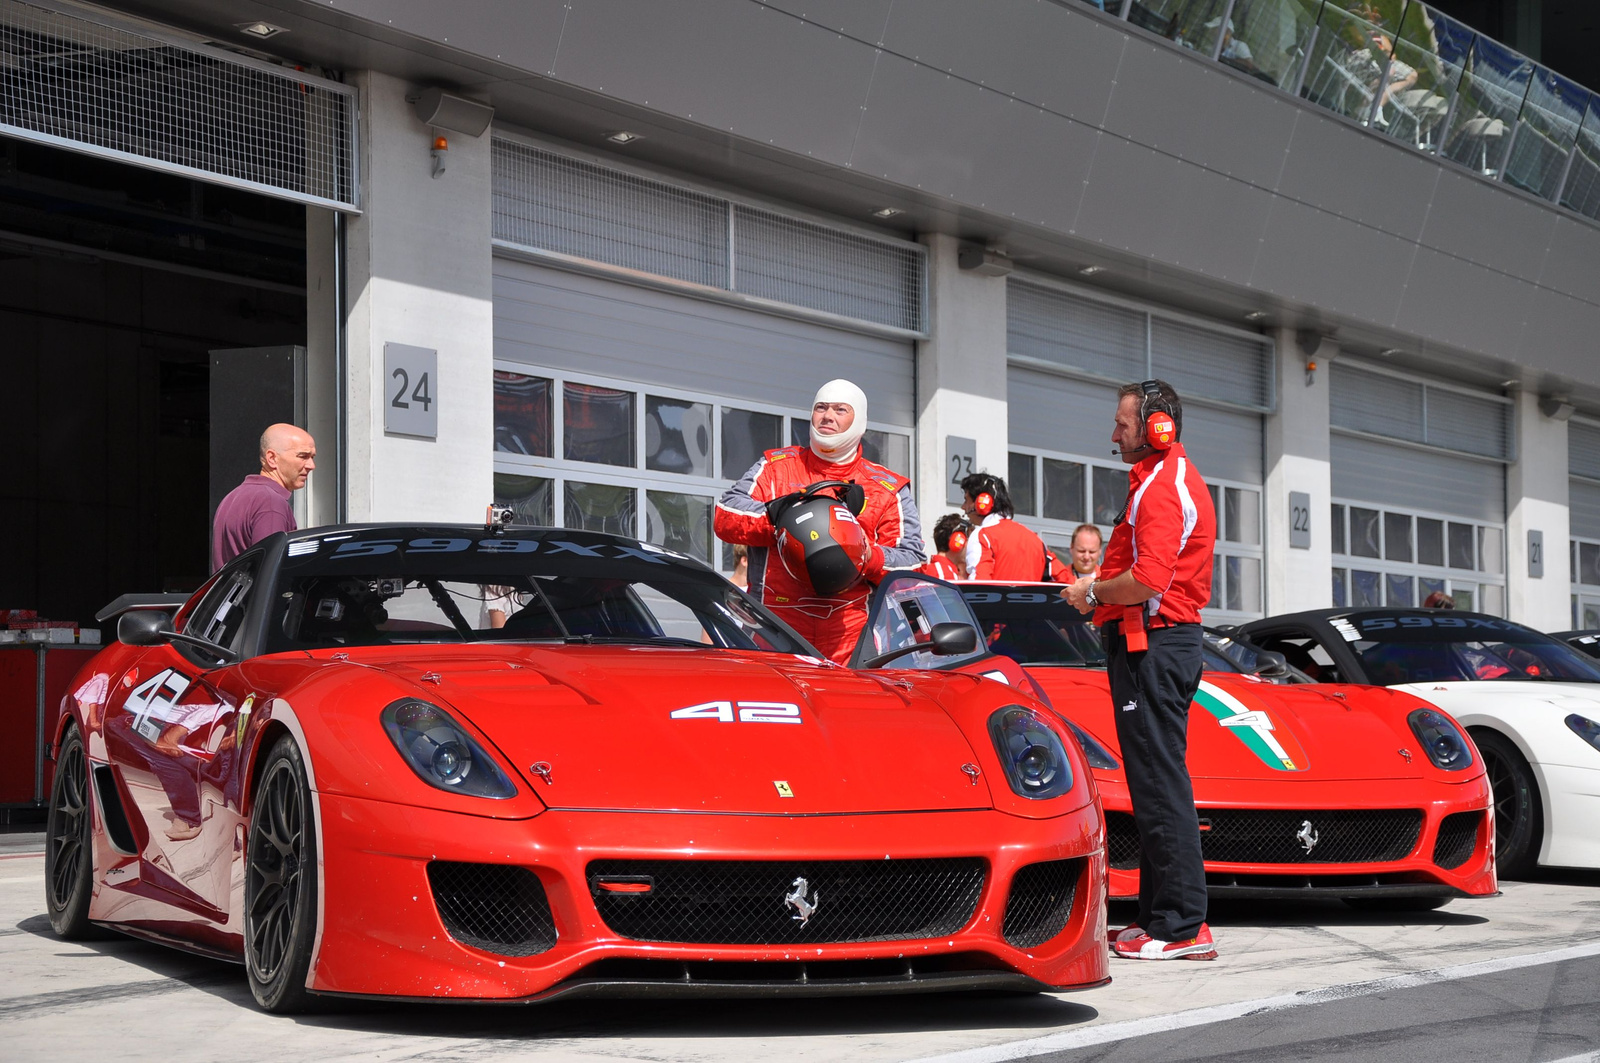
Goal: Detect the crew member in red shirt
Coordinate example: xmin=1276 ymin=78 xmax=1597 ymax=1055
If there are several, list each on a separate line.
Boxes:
xmin=715 ymin=379 xmax=925 ymax=663
xmin=1063 ymin=379 xmax=1217 ymax=961
xmin=919 ymin=513 xmax=970 ymax=581
xmin=959 ymin=472 xmax=1057 ymax=581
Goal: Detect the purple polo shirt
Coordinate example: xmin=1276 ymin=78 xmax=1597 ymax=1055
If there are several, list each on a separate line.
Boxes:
xmin=211 ymin=475 xmax=296 ymax=571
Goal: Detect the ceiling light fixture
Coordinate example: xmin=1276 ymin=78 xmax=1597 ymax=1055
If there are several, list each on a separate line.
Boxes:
xmin=1079 ymin=265 xmax=1105 ymax=276
xmin=606 ymin=130 xmax=642 ymax=145
xmin=236 ymin=21 xmax=286 ymax=38
xmin=1244 ymin=310 xmax=1269 ymax=321
xmin=1380 ymin=347 xmax=1404 ymax=357
xmin=871 ymin=207 xmax=903 ymax=218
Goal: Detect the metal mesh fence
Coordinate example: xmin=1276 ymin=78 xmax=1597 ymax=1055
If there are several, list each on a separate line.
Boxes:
xmin=492 ymin=136 xmax=927 ymax=334
xmin=0 ymin=0 xmax=355 ymax=208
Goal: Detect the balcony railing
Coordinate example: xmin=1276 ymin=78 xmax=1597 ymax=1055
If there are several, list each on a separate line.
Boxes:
xmin=1075 ymin=0 xmax=1600 ymax=223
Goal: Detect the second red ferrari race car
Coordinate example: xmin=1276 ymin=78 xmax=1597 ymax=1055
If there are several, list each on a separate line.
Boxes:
xmin=961 ymin=583 xmax=1497 ymax=911
xmin=44 ymin=527 xmax=1106 ymax=1011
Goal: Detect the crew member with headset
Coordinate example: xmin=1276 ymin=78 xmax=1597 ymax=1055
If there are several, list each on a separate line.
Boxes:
xmin=1062 ymin=379 xmax=1218 ymax=961
xmin=958 ymin=472 xmax=1068 ymax=581
xmin=715 ymin=379 xmax=925 ymax=664
xmin=919 ymin=512 xmax=971 ymax=581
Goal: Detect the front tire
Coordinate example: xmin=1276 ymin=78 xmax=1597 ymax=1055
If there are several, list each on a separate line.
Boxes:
xmin=1475 ymin=729 xmax=1542 ymax=879
xmin=45 ymin=725 xmax=97 ymax=938
xmin=245 ymin=735 xmax=320 ymax=1013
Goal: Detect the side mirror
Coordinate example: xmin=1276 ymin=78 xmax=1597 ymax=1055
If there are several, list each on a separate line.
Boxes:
xmin=118 ymin=610 xmax=173 ymax=647
xmin=930 ymin=622 xmax=979 ymax=657
xmin=1253 ymin=649 xmax=1290 ymax=679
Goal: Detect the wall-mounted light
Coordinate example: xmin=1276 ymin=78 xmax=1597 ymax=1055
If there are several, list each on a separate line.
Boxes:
xmin=1538 ymin=395 xmax=1576 ymax=421
xmin=958 ymin=244 xmax=1013 ymax=277
xmin=236 ymin=20 xmax=286 ymax=38
xmin=431 ymin=135 xmax=448 ymax=179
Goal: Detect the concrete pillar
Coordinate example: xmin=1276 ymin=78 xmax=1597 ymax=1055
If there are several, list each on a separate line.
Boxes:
xmin=914 ymin=233 xmax=1009 ymax=537
xmin=1506 ymin=389 xmax=1570 ymax=628
xmin=1263 ymin=328 xmax=1334 ymax=613
xmin=304 ymin=206 xmax=340 ymax=527
xmin=340 ymin=70 xmax=494 ymax=522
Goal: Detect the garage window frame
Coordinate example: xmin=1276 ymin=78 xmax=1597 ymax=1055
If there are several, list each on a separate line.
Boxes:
xmin=1331 ymin=497 xmax=1506 ymax=615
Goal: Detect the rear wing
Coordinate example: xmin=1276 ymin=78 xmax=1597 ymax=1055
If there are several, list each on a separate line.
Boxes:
xmin=95 ymin=593 xmax=191 ymax=623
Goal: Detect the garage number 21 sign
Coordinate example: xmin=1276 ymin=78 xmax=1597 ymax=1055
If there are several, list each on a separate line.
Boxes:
xmin=385 ymin=342 xmax=438 ymax=439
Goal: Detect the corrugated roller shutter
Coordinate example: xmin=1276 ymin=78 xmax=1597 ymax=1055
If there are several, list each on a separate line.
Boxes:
xmin=1007 ymin=281 xmax=1145 ymax=382
xmin=1572 ymin=479 xmax=1600 ymax=540
xmin=1007 ymin=369 xmax=1117 ymax=455
xmin=0 ymin=0 xmax=357 ymax=209
xmin=1427 ymin=389 xmax=1512 ymax=459
xmin=1183 ymin=406 xmax=1263 ymax=484
xmin=1332 ymin=434 xmax=1505 ymax=523
xmin=1570 ymin=422 xmax=1600 ymax=481
xmin=1331 ymin=363 xmax=1426 ymax=443
xmin=493 ymin=259 xmax=915 ymax=425
xmin=1150 ymin=319 xmax=1272 ymax=411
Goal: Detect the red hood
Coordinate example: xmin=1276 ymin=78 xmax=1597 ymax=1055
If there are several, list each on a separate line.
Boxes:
xmin=1023 ymin=667 xmax=1425 ymax=783
xmin=354 ymin=645 xmax=993 ymax=814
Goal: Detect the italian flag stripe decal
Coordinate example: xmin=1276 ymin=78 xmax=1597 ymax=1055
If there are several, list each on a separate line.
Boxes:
xmin=1193 ymin=681 xmax=1301 ymax=771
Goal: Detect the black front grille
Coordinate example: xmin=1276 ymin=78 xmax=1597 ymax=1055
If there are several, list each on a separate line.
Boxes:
xmin=1002 ymin=859 xmax=1082 ymax=948
xmin=427 ymin=861 xmax=558 ymax=957
xmin=588 ymin=858 xmax=986 ymax=944
xmin=1106 ymin=809 xmax=1424 ymax=867
xmin=1433 ymin=811 xmax=1481 ymax=869
xmin=1106 ymin=811 xmax=1140 ymax=870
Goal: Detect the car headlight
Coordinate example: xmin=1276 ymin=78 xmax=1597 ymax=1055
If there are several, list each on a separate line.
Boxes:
xmin=987 ymin=706 xmax=1074 ymax=799
xmin=380 ymin=699 xmax=517 ymax=799
xmin=1566 ymin=714 xmax=1600 ymax=752
xmin=1407 ymin=708 xmax=1474 ymax=771
xmin=1062 ymin=718 xmax=1120 ymax=771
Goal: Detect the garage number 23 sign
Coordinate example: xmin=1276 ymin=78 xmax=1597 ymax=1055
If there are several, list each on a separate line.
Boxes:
xmin=385 ymin=342 xmax=438 ymax=439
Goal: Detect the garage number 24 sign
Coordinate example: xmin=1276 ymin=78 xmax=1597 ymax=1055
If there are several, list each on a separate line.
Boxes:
xmin=384 ymin=342 xmax=437 ymax=439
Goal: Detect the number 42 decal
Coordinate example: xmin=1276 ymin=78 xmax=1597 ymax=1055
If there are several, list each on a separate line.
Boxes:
xmin=670 ymin=701 xmax=802 ymax=724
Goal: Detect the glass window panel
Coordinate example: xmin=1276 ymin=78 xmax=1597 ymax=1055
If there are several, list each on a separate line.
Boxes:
xmin=644 ymin=396 xmax=712 ymax=476
xmin=1350 ymin=507 xmax=1381 ymax=558
xmin=1331 ymin=504 xmax=1346 ymax=555
xmin=1042 ymin=458 xmax=1087 ymax=523
xmin=1224 ymin=487 xmax=1241 ymax=544
xmin=790 ymin=417 xmax=809 ymax=449
xmin=1378 ymin=5 xmax=1471 ymax=153
xmin=1235 ymin=488 xmax=1260 ymax=546
xmin=1478 ymin=526 xmax=1505 ymax=575
xmin=1384 ymin=511 xmax=1413 ymax=562
xmin=1093 ymin=466 xmax=1128 ymax=526
xmin=861 ymin=430 xmax=912 ymax=476
xmin=1452 ymin=585 xmax=1474 ymax=611
xmin=1448 ymin=522 xmax=1476 ymax=570
xmin=1125 ymin=0 xmax=1230 ymax=55
xmin=1583 ymin=600 xmax=1600 ymax=629
xmin=1332 ymin=567 xmax=1347 ymax=608
xmin=1504 ymin=68 xmax=1589 ymax=199
xmin=1420 ymin=576 xmax=1447 ymax=605
xmin=1301 ymin=2 xmax=1406 ymax=124
xmin=493 ymin=472 xmax=553 ymax=527
xmin=1209 ymin=484 xmax=1222 ymax=531
xmin=565 ymin=481 xmax=636 ymax=537
xmin=1385 ymin=573 xmax=1414 ymax=607
xmin=1352 ymin=569 xmax=1382 ymax=607
xmin=646 ymin=490 xmax=714 ymax=564
xmin=493 ymin=371 xmax=553 ymax=457
xmin=722 ymin=408 xmax=783 ymax=479
xmin=1009 ymin=452 xmax=1038 ymax=517
xmin=1221 ymin=0 xmax=1321 ymax=91
xmin=1440 ymin=34 xmax=1534 ymax=180
xmin=1481 ymin=582 xmax=1505 ymax=617
xmin=1418 ymin=518 xmax=1445 ymax=566
xmin=1212 ymin=553 xmax=1223 ymax=606
xmin=1226 ymin=555 xmax=1261 ymax=613
xmin=564 ymin=383 xmax=634 ymax=466
xmin=1582 ymin=542 xmax=1600 ymax=586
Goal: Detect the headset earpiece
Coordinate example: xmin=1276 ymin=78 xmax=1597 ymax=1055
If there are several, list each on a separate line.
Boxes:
xmin=1139 ymin=380 xmax=1176 ymax=452
xmin=973 ymin=491 xmax=995 ymax=516
xmin=949 ymin=529 xmax=968 ymax=552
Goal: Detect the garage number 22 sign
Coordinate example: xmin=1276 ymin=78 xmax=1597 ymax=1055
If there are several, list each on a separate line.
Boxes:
xmin=384 ymin=342 xmax=438 ymax=439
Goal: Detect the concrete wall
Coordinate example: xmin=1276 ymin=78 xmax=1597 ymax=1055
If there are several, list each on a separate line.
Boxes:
xmin=1264 ymin=329 xmax=1334 ymax=614
xmin=1507 ymin=390 xmax=1571 ymax=629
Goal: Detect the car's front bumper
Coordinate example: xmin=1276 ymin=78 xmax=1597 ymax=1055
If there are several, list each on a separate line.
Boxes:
xmin=308 ymin=795 xmax=1109 ymax=1001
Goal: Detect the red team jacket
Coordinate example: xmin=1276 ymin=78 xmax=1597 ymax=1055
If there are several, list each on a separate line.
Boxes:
xmin=918 ymin=554 xmax=962 ymax=581
xmin=1094 ymin=443 xmax=1215 ymax=628
xmin=964 ymin=515 xmax=1067 ymax=581
xmin=714 ymin=446 xmax=925 ymax=663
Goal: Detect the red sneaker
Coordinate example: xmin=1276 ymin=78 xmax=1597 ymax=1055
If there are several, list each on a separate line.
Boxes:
xmin=1107 ymin=924 xmax=1144 ymax=948
xmin=1111 ymin=923 xmax=1217 ymax=960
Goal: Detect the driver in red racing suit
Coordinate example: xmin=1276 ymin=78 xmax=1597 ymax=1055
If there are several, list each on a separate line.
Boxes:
xmin=715 ymin=379 xmax=925 ymax=663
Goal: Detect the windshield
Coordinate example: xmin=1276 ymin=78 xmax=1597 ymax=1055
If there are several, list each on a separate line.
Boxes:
xmin=961 ymin=587 xmax=1107 ymax=668
xmin=1339 ymin=612 xmax=1600 ymax=685
xmin=264 ymin=529 xmax=813 ymax=656
xmin=852 ymin=574 xmax=990 ymax=670
xmin=1203 ymin=630 xmax=1313 ymax=682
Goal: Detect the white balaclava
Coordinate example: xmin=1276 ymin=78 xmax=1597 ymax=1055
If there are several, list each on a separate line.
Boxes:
xmin=810 ymin=378 xmax=868 ymax=464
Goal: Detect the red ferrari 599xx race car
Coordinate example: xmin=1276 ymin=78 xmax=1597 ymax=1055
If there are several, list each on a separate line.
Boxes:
xmin=44 ymin=527 xmax=1106 ymax=1011
xmin=961 ymin=583 xmax=1497 ymax=912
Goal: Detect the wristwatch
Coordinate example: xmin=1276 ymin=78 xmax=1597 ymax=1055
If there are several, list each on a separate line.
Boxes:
xmin=1084 ymin=580 xmax=1100 ymax=609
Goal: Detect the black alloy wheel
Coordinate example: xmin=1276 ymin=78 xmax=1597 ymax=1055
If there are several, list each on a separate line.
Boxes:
xmin=45 ymin=726 xmax=98 ymax=938
xmin=1474 ymin=729 xmax=1542 ymax=880
xmin=244 ymin=735 xmax=320 ymax=1013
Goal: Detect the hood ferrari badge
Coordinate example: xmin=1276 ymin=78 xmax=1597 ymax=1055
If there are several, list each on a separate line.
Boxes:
xmin=785 ymin=877 xmax=819 ymax=926
xmin=1297 ymin=820 xmax=1320 ymax=854
xmin=774 ymin=780 xmax=794 ymax=798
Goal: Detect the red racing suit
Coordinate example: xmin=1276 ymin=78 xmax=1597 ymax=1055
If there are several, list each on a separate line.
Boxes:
xmin=715 ymin=445 xmax=925 ymax=663
xmin=918 ymin=554 xmax=963 ymax=581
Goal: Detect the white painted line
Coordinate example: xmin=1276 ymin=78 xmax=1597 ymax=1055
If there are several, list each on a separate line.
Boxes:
xmin=906 ymin=939 xmax=1600 ymax=1063
xmin=0 ymin=876 xmax=38 ymax=884
xmin=1542 ymin=1054 xmax=1600 ymax=1063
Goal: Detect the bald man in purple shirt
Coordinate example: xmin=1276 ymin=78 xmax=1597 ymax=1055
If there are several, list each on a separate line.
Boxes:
xmin=210 ymin=423 xmax=317 ymax=571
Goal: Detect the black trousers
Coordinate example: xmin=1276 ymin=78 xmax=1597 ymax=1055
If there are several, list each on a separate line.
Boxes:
xmin=1107 ymin=621 xmax=1208 ymax=941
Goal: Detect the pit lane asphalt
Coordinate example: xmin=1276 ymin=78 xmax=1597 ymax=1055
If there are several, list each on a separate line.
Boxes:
xmin=2 ymin=830 xmax=1597 ymax=1063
